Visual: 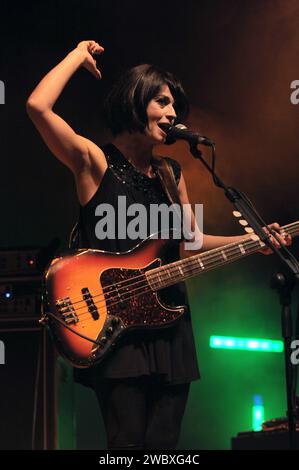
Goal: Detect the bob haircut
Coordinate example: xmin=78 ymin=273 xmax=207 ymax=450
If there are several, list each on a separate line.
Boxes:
xmin=104 ymin=64 xmax=189 ymax=136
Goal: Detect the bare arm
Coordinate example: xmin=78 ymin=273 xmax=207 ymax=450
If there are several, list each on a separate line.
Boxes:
xmin=26 ymin=41 xmax=106 ymax=176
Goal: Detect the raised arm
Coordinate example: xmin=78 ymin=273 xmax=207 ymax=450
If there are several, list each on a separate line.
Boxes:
xmin=26 ymin=41 xmax=106 ymax=177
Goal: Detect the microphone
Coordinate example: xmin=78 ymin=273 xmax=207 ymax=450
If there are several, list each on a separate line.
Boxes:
xmin=158 ymin=123 xmax=214 ymax=146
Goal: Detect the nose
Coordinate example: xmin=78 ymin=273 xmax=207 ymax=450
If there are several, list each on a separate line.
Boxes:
xmin=166 ymin=103 xmax=177 ymax=124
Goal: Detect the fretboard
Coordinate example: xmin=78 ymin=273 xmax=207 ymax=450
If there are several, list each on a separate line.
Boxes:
xmin=146 ymin=221 xmax=299 ymax=291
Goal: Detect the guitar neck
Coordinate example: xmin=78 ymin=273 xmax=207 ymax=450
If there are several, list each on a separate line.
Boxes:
xmin=146 ymin=221 xmax=299 ymax=291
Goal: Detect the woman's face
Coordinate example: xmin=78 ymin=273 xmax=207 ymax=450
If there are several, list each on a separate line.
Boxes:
xmin=145 ymin=85 xmax=177 ymax=143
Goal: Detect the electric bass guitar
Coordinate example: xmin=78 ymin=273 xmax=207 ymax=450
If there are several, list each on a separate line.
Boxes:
xmin=41 ymin=222 xmax=299 ymax=368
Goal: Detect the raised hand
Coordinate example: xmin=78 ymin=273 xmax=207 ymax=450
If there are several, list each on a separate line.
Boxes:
xmin=76 ymin=40 xmax=104 ymax=79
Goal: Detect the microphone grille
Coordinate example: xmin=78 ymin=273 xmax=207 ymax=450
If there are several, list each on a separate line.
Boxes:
xmin=175 ymin=123 xmax=188 ymax=130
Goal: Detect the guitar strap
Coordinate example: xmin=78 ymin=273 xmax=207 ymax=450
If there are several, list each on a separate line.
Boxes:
xmin=151 ymin=156 xmax=182 ymax=207
xmin=69 ymin=219 xmax=81 ymax=249
xmin=151 ymin=156 xmax=184 ymax=242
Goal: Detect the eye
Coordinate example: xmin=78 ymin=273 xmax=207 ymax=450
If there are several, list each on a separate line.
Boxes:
xmin=156 ymin=96 xmax=170 ymax=106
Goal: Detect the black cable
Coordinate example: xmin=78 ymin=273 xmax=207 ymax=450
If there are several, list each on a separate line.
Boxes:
xmin=45 ymin=311 xmax=103 ymax=345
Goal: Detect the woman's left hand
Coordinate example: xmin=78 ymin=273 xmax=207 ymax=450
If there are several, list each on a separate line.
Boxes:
xmin=259 ymin=222 xmax=292 ymax=255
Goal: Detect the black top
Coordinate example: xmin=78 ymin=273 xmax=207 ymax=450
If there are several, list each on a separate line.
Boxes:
xmin=74 ymin=143 xmax=200 ymax=386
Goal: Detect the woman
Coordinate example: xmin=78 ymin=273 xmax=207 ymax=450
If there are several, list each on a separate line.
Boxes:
xmin=26 ymin=40 xmax=291 ymax=450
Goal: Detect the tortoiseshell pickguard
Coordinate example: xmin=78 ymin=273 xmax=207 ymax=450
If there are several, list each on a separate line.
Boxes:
xmin=100 ymin=260 xmax=184 ymax=329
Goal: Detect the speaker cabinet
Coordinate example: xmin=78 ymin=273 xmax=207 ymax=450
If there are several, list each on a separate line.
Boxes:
xmin=0 ymin=319 xmax=75 ymax=449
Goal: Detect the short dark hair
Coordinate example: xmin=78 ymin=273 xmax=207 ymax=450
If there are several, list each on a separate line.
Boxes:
xmin=104 ymin=64 xmax=189 ymax=136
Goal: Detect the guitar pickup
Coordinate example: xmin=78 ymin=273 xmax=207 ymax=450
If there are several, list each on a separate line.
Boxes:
xmin=82 ymin=287 xmax=99 ymax=320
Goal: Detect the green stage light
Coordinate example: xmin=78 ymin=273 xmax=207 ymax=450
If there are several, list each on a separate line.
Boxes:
xmin=252 ymin=395 xmax=264 ymax=431
xmin=210 ymin=336 xmax=283 ymax=352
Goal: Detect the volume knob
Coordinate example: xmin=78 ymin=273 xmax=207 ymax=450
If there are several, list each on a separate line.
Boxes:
xmin=106 ymin=327 xmax=114 ymax=337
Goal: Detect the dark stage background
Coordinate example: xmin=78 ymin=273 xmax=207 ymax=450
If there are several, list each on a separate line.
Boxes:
xmin=0 ymin=0 xmax=299 ymax=449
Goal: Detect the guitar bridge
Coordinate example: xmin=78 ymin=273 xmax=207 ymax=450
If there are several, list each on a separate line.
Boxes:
xmin=56 ymin=296 xmax=78 ymax=325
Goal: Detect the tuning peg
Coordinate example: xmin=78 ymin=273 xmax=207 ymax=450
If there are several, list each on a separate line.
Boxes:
xmin=233 ymin=211 xmax=242 ymax=218
xmin=250 ymin=234 xmax=260 ymax=242
xmin=239 ymin=219 xmax=248 ymax=226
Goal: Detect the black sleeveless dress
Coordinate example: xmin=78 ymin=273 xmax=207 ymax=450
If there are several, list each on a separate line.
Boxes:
xmin=74 ymin=143 xmax=200 ymax=387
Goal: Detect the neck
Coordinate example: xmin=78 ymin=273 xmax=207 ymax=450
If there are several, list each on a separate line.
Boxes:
xmin=145 ymin=221 xmax=299 ymax=291
xmin=112 ymin=132 xmax=154 ymax=172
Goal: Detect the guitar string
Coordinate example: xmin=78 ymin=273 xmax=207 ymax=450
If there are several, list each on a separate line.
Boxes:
xmin=59 ymin=238 xmax=251 ymax=304
xmin=61 ymin=222 xmax=296 ymax=319
xmin=63 ymin=238 xmax=260 ymax=317
xmin=77 ymin=240 xmax=288 ymax=327
xmin=61 ymin=226 xmax=297 ymax=325
xmin=58 ymin=222 xmax=297 ymax=308
xmin=64 ymin=227 xmax=297 ymax=324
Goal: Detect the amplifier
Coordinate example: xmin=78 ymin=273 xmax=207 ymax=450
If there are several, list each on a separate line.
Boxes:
xmin=0 ymin=244 xmax=59 ymax=319
xmin=0 ymin=277 xmax=42 ymax=318
xmin=0 ymin=248 xmax=41 ymax=276
xmin=0 ymin=240 xmax=60 ymax=277
xmin=231 ymin=429 xmax=299 ymax=450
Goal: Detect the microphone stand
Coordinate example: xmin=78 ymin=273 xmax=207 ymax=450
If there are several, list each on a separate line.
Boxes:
xmin=270 ymin=271 xmax=297 ymax=450
xmin=189 ymin=143 xmax=299 ymax=449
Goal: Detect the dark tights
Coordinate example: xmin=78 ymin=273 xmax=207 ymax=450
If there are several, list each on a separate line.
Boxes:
xmin=94 ymin=376 xmax=190 ymax=450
